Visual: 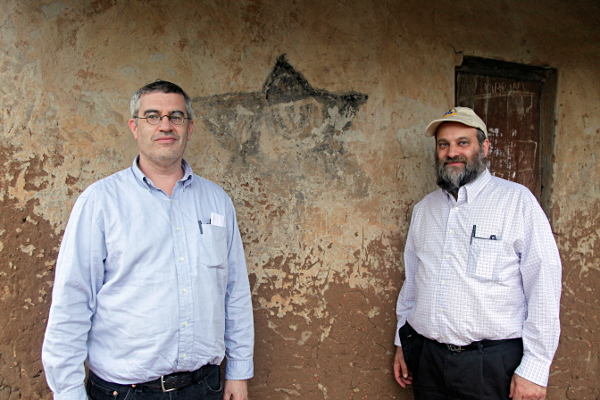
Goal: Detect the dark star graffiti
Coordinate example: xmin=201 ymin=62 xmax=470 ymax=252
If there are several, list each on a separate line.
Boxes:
xmin=193 ymin=54 xmax=369 ymax=198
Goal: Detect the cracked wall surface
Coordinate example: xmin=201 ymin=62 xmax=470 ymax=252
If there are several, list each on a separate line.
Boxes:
xmin=0 ymin=0 xmax=599 ymax=399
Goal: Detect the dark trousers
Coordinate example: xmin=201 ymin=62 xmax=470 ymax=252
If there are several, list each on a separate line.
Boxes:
xmin=403 ymin=325 xmax=523 ymax=400
xmin=86 ymin=365 xmax=223 ymax=400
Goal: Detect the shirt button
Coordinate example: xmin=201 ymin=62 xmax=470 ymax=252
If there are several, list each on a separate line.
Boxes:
xmin=183 ymin=322 xmax=188 ymax=327
xmin=449 ymin=230 xmax=454 ymax=234
xmin=454 ymin=207 xmax=459 ymax=211
xmin=176 ymin=227 xmax=180 ymax=231
xmin=439 ymin=309 xmax=444 ymax=313
xmin=182 ymin=354 xmax=187 ymax=359
xmin=182 ymin=289 xmax=187 ymax=293
xmin=179 ymin=257 xmax=184 ymax=261
xmin=445 ymin=255 xmax=450 ymax=259
xmin=441 ymin=280 xmax=446 ymax=285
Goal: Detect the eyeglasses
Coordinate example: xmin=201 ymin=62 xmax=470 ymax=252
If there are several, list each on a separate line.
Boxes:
xmin=136 ymin=111 xmax=190 ymax=125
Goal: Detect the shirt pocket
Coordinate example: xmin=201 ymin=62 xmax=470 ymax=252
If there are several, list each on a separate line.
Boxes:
xmin=198 ymin=224 xmax=228 ymax=268
xmin=467 ymin=236 xmax=503 ymax=281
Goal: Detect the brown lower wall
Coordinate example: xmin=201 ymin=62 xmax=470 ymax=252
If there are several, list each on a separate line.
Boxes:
xmin=0 ymin=0 xmax=599 ymax=399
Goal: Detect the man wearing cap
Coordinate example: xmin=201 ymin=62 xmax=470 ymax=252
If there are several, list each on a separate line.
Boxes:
xmin=393 ymin=107 xmax=561 ymax=400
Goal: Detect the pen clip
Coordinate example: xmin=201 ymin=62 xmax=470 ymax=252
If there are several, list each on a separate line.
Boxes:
xmin=198 ymin=220 xmax=203 ymax=235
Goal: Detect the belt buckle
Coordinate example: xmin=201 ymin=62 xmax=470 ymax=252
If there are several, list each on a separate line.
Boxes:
xmin=160 ymin=376 xmax=176 ymax=392
xmin=446 ymin=344 xmax=463 ymax=352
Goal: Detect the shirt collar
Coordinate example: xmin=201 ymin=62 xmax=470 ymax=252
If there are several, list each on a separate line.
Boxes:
xmin=462 ymin=168 xmax=491 ymax=203
xmin=180 ymin=159 xmax=194 ymax=186
xmin=443 ymin=168 xmax=491 ymax=204
xmin=131 ymin=156 xmax=194 ymax=189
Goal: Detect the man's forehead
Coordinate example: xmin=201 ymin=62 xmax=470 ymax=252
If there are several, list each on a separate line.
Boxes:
xmin=436 ymin=122 xmax=478 ymax=139
xmin=139 ymin=92 xmax=186 ymax=109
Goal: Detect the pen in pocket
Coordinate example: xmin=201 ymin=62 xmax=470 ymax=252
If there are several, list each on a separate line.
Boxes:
xmin=470 ymin=225 xmax=500 ymax=242
xmin=198 ymin=220 xmax=203 ymax=234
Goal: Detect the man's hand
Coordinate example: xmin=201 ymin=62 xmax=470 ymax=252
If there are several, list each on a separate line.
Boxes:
xmin=223 ymin=379 xmax=248 ymax=400
xmin=393 ymin=346 xmax=413 ymax=388
xmin=509 ymin=374 xmax=546 ymax=400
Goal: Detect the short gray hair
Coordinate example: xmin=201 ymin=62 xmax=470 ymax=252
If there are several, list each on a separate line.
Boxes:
xmin=130 ymin=80 xmax=194 ymax=121
xmin=476 ymin=128 xmax=486 ymax=146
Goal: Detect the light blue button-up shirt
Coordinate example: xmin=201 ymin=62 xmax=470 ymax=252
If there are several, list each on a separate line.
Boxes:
xmin=42 ymin=158 xmax=254 ymax=400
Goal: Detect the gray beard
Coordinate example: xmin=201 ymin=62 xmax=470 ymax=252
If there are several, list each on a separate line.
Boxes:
xmin=435 ymin=147 xmax=487 ymax=193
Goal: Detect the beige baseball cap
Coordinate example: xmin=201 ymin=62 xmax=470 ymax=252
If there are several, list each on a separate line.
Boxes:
xmin=424 ymin=107 xmax=488 ymax=138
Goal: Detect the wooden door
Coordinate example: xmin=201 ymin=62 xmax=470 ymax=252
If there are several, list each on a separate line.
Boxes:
xmin=456 ymin=72 xmax=543 ymax=198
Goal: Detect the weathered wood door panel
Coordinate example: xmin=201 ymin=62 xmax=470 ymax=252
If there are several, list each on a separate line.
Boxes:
xmin=456 ymin=73 xmax=542 ymax=198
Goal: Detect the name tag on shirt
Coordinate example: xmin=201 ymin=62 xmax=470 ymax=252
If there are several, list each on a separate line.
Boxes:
xmin=211 ymin=212 xmax=225 ymax=228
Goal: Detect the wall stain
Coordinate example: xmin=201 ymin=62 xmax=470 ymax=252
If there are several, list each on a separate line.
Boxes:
xmin=85 ymin=0 xmax=117 ymax=16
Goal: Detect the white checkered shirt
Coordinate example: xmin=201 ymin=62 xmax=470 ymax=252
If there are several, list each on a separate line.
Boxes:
xmin=395 ymin=169 xmax=561 ymax=387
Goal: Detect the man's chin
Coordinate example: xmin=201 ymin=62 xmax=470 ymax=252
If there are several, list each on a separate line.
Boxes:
xmin=443 ymin=166 xmax=465 ymax=178
xmin=444 ymin=163 xmax=465 ymax=170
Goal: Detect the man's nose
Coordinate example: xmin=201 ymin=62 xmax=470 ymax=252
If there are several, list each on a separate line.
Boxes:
xmin=157 ymin=115 xmax=173 ymax=130
xmin=446 ymin=143 xmax=460 ymax=158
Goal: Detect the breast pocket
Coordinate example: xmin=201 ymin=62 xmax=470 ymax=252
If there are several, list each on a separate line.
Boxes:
xmin=198 ymin=225 xmax=228 ymax=268
xmin=467 ymin=237 xmax=503 ymax=281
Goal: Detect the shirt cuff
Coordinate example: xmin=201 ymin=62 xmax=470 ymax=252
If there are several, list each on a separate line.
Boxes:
xmin=52 ymin=385 xmax=88 ymax=400
xmin=394 ymin=321 xmax=403 ymax=346
xmin=514 ymin=354 xmax=551 ymax=387
xmin=225 ymin=359 xmax=254 ymax=380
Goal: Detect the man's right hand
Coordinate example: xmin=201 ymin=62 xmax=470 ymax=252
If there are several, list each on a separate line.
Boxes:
xmin=223 ymin=379 xmax=248 ymax=400
xmin=393 ymin=346 xmax=413 ymax=388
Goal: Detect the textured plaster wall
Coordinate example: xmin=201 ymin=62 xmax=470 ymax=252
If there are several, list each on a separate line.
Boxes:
xmin=0 ymin=0 xmax=598 ymax=399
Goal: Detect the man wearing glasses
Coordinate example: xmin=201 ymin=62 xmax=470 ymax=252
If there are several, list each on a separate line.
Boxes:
xmin=42 ymin=81 xmax=254 ymax=400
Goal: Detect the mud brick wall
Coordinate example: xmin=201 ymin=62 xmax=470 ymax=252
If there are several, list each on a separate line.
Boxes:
xmin=0 ymin=1 xmax=599 ymax=399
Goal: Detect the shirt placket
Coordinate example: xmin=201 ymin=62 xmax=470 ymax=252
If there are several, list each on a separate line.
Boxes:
xmin=170 ymin=184 xmax=195 ymax=370
xmin=436 ymin=198 xmax=462 ymax=343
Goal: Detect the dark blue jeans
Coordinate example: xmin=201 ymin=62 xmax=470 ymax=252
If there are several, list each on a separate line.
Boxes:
xmin=86 ymin=365 xmax=223 ymax=400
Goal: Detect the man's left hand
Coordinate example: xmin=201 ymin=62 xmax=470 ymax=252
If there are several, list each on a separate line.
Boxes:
xmin=223 ymin=379 xmax=248 ymax=400
xmin=509 ymin=374 xmax=546 ymax=400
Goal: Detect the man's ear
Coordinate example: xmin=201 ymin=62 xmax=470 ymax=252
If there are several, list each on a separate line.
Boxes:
xmin=482 ymin=138 xmax=490 ymax=157
xmin=128 ymin=119 xmax=139 ymax=140
xmin=186 ymin=120 xmax=194 ymax=141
